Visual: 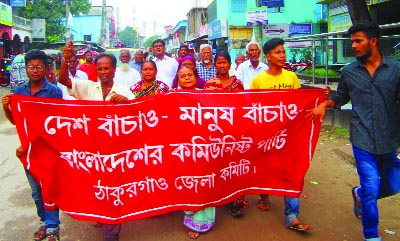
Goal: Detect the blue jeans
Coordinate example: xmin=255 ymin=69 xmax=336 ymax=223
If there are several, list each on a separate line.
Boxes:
xmin=260 ymin=194 xmax=300 ymax=226
xmin=352 ymin=146 xmax=400 ymax=240
xmin=25 ymin=169 xmax=60 ymax=228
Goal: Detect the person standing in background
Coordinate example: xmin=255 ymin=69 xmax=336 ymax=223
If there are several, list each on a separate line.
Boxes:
xmin=78 ymin=50 xmax=97 ymax=82
xmin=151 ymin=39 xmax=178 ymax=88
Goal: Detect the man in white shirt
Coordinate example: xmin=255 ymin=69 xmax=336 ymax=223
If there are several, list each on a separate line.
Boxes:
xmin=60 ymin=53 xmax=88 ymax=100
xmin=151 ymin=39 xmax=178 ymax=87
xmin=60 ymin=42 xmax=134 ymax=241
xmin=236 ymin=41 xmax=268 ymax=89
xmin=114 ymin=49 xmax=141 ymax=90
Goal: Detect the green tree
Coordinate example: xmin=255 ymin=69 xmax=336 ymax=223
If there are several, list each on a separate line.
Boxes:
xmin=144 ymin=35 xmax=161 ymax=48
xmin=17 ymin=0 xmax=91 ymax=43
xmin=118 ymin=26 xmax=138 ymax=48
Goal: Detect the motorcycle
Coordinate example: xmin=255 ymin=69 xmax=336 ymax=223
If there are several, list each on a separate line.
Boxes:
xmin=0 ymin=57 xmax=12 ymax=87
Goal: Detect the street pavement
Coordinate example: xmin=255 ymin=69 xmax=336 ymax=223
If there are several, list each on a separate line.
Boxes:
xmin=0 ymin=86 xmax=399 ymax=241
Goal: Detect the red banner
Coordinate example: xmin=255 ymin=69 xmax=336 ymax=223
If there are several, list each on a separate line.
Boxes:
xmin=10 ymin=89 xmax=325 ymax=224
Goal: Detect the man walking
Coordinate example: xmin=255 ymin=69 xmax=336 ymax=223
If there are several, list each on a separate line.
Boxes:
xmin=237 ymin=41 xmax=268 ymax=89
xmin=251 ymin=38 xmax=310 ymax=232
xmin=2 ymin=49 xmax=63 ymax=241
xmin=79 ymin=50 xmax=97 ymax=82
xmin=309 ymin=21 xmax=400 ymax=241
xmin=151 ymin=39 xmax=178 ymax=88
xmin=115 ymin=49 xmax=141 ymax=89
xmin=196 ymin=44 xmax=217 ymax=81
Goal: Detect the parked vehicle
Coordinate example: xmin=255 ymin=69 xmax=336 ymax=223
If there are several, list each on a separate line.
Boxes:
xmin=0 ymin=57 xmax=12 ymax=87
xmin=9 ymin=54 xmax=28 ymax=93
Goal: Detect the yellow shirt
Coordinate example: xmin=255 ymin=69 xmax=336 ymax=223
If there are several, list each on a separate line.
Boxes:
xmin=250 ymin=69 xmax=301 ymax=90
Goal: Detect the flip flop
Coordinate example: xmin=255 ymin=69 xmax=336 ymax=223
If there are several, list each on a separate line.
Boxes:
xmin=352 ymin=186 xmax=362 ymax=219
xmin=287 ymin=219 xmax=311 ymax=232
xmin=188 ymin=231 xmax=199 ymax=239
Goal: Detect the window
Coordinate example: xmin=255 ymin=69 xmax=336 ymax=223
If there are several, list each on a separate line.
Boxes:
xmin=231 ymin=0 xmax=247 ymax=13
xmin=84 ymin=35 xmax=91 ymax=41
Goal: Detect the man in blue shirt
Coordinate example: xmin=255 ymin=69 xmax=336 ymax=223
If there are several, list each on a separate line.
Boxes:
xmin=309 ymin=21 xmax=400 ymax=241
xmin=2 ymin=49 xmax=62 ymax=241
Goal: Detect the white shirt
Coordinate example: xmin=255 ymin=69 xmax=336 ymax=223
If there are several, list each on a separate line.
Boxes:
xmin=68 ymin=78 xmax=135 ymax=101
xmin=152 ymin=55 xmax=178 ymax=88
xmin=57 ymin=70 xmax=89 ymax=100
xmin=114 ymin=67 xmax=141 ymax=90
xmin=236 ymin=60 xmax=269 ymax=89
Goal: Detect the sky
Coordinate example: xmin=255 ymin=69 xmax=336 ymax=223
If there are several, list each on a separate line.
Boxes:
xmin=91 ymin=0 xmax=203 ymax=37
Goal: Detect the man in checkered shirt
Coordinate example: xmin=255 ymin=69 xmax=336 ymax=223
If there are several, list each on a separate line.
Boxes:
xmin=196 ymin=44 xmax=217 ymax=81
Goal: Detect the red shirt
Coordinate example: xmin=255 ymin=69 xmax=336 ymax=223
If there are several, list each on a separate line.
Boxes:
xmin=79 ymin=62 xmax=97 ymax=82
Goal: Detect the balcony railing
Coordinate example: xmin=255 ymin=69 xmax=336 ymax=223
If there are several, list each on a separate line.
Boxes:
xmin=13 ymin=15 xmax=32 ymax=30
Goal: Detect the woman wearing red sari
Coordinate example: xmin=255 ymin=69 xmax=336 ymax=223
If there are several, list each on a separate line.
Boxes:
xmin=204 ymin=52 xmax=247 ymax=218
xmin=204 ymin=51 xmax=244 ymax=90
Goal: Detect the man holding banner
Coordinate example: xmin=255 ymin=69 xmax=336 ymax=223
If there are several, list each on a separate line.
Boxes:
xmin=2 ymin=49 xmax=63 ymax=241
xmin=59 ymin=41 xmax=134 ymax=241
xmin=251 ymin=38 xmax=328 ymax=232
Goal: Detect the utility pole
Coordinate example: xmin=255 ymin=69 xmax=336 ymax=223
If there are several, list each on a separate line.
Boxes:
xmin=346 ymin=0 xmax=371 ymax=23
xmin=65 ymin=0 xmax=71 ymax=41
xmin=101 ymin=0 xmax=107 ymax=45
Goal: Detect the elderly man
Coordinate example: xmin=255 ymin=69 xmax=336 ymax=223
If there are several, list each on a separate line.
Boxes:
xmin=236 ymin=41 xmax=268 ymax=89
xmin=114 ymin=49 xmax=141 ymax=89
xmin=129 ymin=49 xmax=144 ymax=73
xmin=196 ymin=44 xmax=217 ymax=81
xmin=60 ymin=52 xmax=88 ymax=99
xmin=151 ymin=39 xmax=178 ymax=88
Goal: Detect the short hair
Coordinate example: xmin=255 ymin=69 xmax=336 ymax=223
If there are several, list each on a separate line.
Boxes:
xmin=25 ymin=49 xmax=47 ymax=65
xmin=214 ymin=51 xmax=231 ymax=64
xmin=94 ymin=53 xmax=117 ymax=67
xmin=152 ymin=39 xmax=165 ymax=47
xmin=135 ymin=50 xmax=144 ymax=55
xmin=84 ymin=50 xmax=92 ymax=56
xmin=348 ymin=21 xmax=380 ymax=39
xmin=199 ymin=44 xmax=212 ymax=53
xmin=263 ymin=38 xmax=285 ymax=55
xmin=142 ymin=60 xmax=157 ymax=72
xmin=179 ymin=44 xmax=189 ymax=50
xmin=235 ymin=53 xmax=245 ymax=60
xmin=119 ymin=49 xmax=131 ymax=56
xmin=246 ymin=41 xmax=261 ymax=52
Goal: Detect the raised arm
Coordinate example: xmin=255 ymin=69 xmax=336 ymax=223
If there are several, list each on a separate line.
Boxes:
xmin=58 ymin=41 xmax=74 ymax=88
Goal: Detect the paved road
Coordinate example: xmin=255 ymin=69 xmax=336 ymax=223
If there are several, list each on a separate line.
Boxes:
xmin=0 ymin=86 xmax=399 ymax=241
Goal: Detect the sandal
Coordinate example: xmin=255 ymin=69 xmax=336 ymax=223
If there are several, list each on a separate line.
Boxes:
xmin=33 ymin=226 xmax=47 ymax=241
xmin=93 ymin=222 xmax=103 ymax=227
xmin=257 ymin=197 xmax=270 ymax=211
xmin=352 ymin=186 xmax=362 ymax=219
xmin=228 ymin=206 xmax=244 ymax=218
xmin=287 ymin=219 xmax=311 ymax=232
xmin=188 ymin=231 xmax=199 ymax=239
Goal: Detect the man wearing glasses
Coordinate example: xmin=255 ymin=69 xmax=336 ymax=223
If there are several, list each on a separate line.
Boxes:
xmin=2 ymin=49 xmax=62 ymax=241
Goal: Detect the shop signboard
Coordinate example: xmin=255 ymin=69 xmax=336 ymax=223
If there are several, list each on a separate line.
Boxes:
xmin=289 ymin=24 xmax=312 ymax=35
xmin=261 ymin=0 xmax=284 ymax=8
xmin=10 ymin=0 xmax=26 ymax=7
xmin=208 ymin=19 xmax=228 ymax=40
xmin=262 ymin=23 xmax=289 ymax=38
xmin=32 ymin=19 xmax=46 ymax=42
xmin=246 ymin=7 xmax=268 ymax=26
xmin=0 ymin=2 xmax=12 ymax=26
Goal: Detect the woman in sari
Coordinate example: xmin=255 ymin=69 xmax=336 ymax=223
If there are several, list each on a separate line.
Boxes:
xmin=177 ymin=66 xmax=216 ymax=239
xmin=130 ymin=60 xmax=169 ymax=97
xmin=172 ymin=55 xmax=205 ymax=89
xmin=204 ymin=51 xmax=247 ymax=218
xmin=204 ymin=51 xmax=244 ymax=90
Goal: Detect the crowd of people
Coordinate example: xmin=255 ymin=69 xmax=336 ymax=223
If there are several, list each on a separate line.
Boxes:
xmin=2 ymin=21 xmax=400 ymax=241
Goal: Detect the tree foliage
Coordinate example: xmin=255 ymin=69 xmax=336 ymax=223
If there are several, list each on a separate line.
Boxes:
xmin=118 ymin=26 xmax=139 ymax=48
xmin=17 ymin=0 xmax=91 ymax=43
xmin=143 ymin=35 xmax=161 ymax=48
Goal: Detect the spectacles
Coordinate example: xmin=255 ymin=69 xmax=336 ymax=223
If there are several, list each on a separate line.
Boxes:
xmin=27 ymin=65 xmax=45 ymax=71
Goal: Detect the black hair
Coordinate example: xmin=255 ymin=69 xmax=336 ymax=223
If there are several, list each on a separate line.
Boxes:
xmin=179 ymin=44 xmax=189 ymax=50
xmin=263 ymin=38 xmax=285 ymax=55
xmin=142 ymin=60 xmax=157 ymax=72
xmin=348 ymin=21 xmax=380 ymax=39
xmin=84 ymin=50 xmax=92 ymax=56
xmin=94 ymin=53 xmax=117 ymax=67
xmin=214 ymin=51 xmax=231 ymax=64
xmin=25 ymin=49 xmax=47 ymax=66
xmin=152 ymin=39 xmax=165 ymax=47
